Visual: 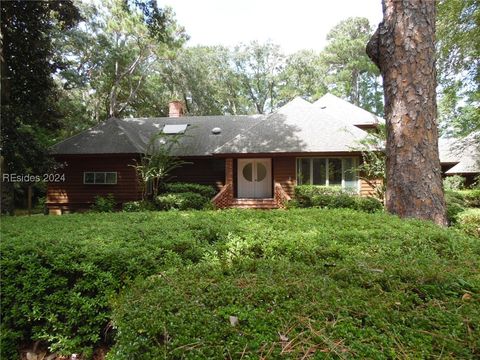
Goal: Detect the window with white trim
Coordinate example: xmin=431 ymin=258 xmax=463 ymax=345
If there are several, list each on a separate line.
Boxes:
xmin=296 ymin=158 xmax=358 ymax=191
xmin=83 ymin=172 xmax=117 ymax=185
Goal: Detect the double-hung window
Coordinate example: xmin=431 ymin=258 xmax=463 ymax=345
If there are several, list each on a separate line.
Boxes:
xmin=83 ymin=172 xmax=117 ymax=185
xmin=296 ymin=158 xmax=358 ymax=191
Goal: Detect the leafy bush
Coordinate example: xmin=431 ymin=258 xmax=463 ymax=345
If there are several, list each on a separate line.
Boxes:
xmin=164 ymin=182 xmax=216 ymax=199
xmin=456 ymin=209 xmax=480 ymax=238
xmin=355 ymin=196 xmax=384 ymax=213
xmin=156 ymin=192 xmax=207 ymax=210
xmin=294 ymin=186 xmax=383 ymax=213
xmin=91 ymin=194 xmax=116 ymax=212
xmin=106 ymin=211 xmax=479 ymax=359
xmin=443 ymin=175 xmax=466 ymax=191
xmin=444 ymin=190 xmax=467 ymax=224
xmin=295 ymin=185 xmax=345 ymax=207
xmin=459 ymin=189 xmax=480 ymax=208
xmin=2 ymin=210 xmax=478 ymax=358
xmin=122 ymin=200 xmax=155 ymax=212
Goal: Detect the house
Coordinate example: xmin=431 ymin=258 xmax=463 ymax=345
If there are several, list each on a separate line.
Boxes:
xmin=49 ymin=93 xmax=473 ymax=213
xmin=439 ymin=131 xmax=480 ymax=186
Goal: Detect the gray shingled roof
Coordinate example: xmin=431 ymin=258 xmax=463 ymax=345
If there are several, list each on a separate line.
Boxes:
xmin=313 ymin=93 xmax=384 ymax=126
xmin=52 ymin=94 xmax=387 ymax=156
xmin=52 ymin=115 xmax=264 ymax=156
xmin=439 ymin=132 xmax=480 ymax=174
xmin=214 ymin=97 xmax=368 ymax=154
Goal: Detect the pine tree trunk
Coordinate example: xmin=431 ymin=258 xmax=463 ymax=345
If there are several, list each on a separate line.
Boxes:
xmin=366 ymin=0 xmax=447 ymax=226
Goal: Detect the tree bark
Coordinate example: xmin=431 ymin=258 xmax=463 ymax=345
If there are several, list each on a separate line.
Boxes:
xmin=366 ymin=0 xmax=447 ymax=226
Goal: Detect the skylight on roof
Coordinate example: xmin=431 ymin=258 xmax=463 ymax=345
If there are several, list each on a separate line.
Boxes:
xmin=163 ymin=124 xmax=188 ymax=134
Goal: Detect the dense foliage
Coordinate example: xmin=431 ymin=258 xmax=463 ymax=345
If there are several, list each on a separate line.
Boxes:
xmin=2 ymin=209 xmax=478 ymax=358
xmin=437 ymin=0 xmax=479 ymax=137
xmin=292 ymin=185 xmax=384 ymax=213
xmin=0 ymin=0 xmax=81 ymax=213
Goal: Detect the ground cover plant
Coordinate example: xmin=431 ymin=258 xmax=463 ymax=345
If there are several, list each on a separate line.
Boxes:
xmin=1 ymin=209 xmax=479 ymax=359
xmin=291 ymin=185 xmax=383 ymax=213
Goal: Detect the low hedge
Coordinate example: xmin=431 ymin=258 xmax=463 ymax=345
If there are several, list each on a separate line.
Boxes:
xmin=156 ymin=192 xmax=208 ymax=210
xmin=459 ymin=189 xmax=480 ymax=208
xmin=456 ymin=209 xmax=480 ymax=238
xmin=122 ymin=200 xmax=156 ymax=212
xmin=164 ymin=183 xmax=216 ymax=199
xmin=2 ymin=210 xmax=478 ymax=358
xmin=293 ymin=185 xmax=383 ymax=213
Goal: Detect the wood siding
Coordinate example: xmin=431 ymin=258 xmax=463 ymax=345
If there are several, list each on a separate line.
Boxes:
xmin=360 ymin=179 xmax=383 ymax=197
xmin=47 ymin=155 xmax=141 ymax=212
xmin=273 ymin=157 xmax=296 ymax=197
xmin=170 ymin=158 xmax=225 ymax=190
xmin=47 ymin=156 xmax=226 ymax=212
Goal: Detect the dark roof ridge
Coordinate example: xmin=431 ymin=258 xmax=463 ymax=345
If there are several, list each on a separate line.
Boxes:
xmin=112 ymin=117 xmax=144 ymax=153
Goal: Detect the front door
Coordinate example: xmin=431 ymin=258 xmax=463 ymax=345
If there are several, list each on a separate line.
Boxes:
xmin=237 ymin=159 xmax=272 ymax=198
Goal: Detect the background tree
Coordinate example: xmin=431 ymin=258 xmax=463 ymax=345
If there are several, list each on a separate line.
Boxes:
xmin=436 ymin=0 xmax=479 ymax=137
xmin=232 ymin=41 xmax=285 ymax=114
xmin=366 ymin=0 xmax=447 ymax=225
xmin=322 ymin=17 xmax=383 ymax=115
xmin=158 ymin=46 xmax=248 ymax=115
xmin=278 ymin=50 xmax=328 ymax=104
xmin=0 ymin=0 xmax=81 ymax=213
xmin=56 ymin=0 xmax=187 ymax=125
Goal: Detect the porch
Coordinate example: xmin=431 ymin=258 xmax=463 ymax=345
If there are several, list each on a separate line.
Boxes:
xmin=211 ymin=158 xmax=292 ymax=209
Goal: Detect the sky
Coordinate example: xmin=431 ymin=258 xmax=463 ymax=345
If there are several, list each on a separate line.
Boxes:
xmin=161 ymin=0 xmax=383 ymax=54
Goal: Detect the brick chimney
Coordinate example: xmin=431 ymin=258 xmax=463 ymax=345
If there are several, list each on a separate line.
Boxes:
xmin=168 ymin=100 xmax=184 ymax=117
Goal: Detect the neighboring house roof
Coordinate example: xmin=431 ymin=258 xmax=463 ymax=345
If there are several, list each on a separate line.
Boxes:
xmin=439 ymin=131 xmax=480 ymax=174
xmin=313 ymin=93 xmax=384 ymax=126
xmin=51 ymin=94 xmax=385 ymax=157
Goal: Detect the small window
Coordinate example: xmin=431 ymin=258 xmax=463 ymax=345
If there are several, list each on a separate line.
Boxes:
xmin=83 ymin=172 xmax=117 ymax=185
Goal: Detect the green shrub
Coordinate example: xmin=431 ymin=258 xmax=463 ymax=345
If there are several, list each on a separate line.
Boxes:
xmin=91 ymin=194 xmax=116 ymax=212
xmin=294 ymin=185 xmax=344 ymax=207
xmin=355 ymin=196 xmax=384 ymax=213
xmin=2 ymin=210 xmax=479 ymax=358
xmin=164 ymin=182 xmax=216 ymax=198
xmin=330 ymin=193 xmax=357 ymax=209
xmin=156 ymin=192 xmax=207 ymax=210
xmin=456 ymin=209 xmax=480 ymax=238
xmin=443 ymin=175 xmax=466 ymax=191
xmin=122 ymin=200 xmax=155 ymax=212
xmin=294 ymin=186 xmax=383 ymax=213
xmin=459 ymin=189 xmax=480 ymax=208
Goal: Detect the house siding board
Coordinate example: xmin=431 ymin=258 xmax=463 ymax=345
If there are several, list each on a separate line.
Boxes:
xmin=360 ymin=179 xmax=382 ymax=196
xmin=47 ymin=155 xmax=141 ymax=211
xmin=273 ymin=157 xmax=296 ymax=197
xmin=47 ymin=155 xmax=226 ymax=212
xmin=170 ymin=158 xmax=225 ymax=190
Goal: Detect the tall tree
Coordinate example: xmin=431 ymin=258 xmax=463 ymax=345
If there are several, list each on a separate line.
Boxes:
xmin=56 ymin=0 xmax=187 ymax=124
xmin=322 ymin=17 xmax=383 ymax=115
xmin=233 ymin=41 xmax=285 ymax=114
xmin=0 ymin=0 xmax=81 ymax=213
xmin=278 ymin=50 xmax=327 ymax=104
xmin=159 ymin=46 xmax=249 ymax=115
xmin=366 ymin=0 xmax=447 ymax=225
xmin=436 ymin=0 xmax=479 ymax=137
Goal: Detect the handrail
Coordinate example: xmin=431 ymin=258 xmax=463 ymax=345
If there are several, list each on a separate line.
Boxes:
xmin=211 ymin=183 xmax=233 ymax=208
xmin=274 ymin=182 xmax=291 ymax=208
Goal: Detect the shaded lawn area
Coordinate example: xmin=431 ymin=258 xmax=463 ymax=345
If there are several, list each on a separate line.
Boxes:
xmin=1 ymin=209 xmax=479 ymax=359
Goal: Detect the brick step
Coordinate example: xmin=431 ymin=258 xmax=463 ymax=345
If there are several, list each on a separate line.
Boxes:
xmin=230 ymin=198 xmax=279 ymax=209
